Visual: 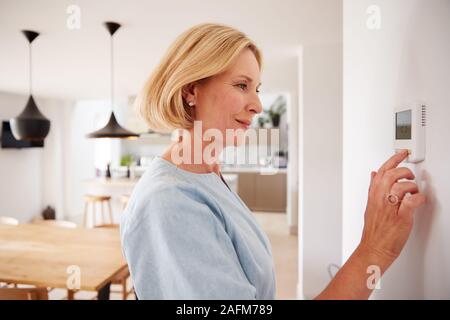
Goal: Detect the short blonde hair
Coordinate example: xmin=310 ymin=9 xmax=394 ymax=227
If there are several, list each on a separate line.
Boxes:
xmin=136 ymin=23 xmax=262 ymax=132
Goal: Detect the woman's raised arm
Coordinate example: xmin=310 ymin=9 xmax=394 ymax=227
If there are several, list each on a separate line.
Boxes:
xmin=315 ymin=150 xmax=426 ymax=299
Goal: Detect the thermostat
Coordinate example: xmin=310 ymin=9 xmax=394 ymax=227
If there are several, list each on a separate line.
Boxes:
xmin=394 ymin=104 xmax=426 ymax=163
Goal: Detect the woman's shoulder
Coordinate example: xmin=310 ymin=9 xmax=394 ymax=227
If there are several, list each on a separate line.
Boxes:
xmin=133 ymin=156 xmax=208 ymax=202
xmin=131 ymin=161 xmax=198 ymax=210
xmin=121 ymin=157 xmax=223 ymax=230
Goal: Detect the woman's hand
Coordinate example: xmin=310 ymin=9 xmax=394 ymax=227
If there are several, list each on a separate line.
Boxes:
xmin=359 ymin=149 xmax=427 ymax=266
xmin=315 ymin=150 xmax=426 ymax=299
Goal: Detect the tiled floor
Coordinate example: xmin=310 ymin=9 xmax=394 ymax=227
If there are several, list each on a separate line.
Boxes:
xmin=52 ymin=211 xmax=297 ymax=300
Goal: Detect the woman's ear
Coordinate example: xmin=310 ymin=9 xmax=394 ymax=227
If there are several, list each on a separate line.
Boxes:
xmin=182 ymin=82 xmax=197 ymax=106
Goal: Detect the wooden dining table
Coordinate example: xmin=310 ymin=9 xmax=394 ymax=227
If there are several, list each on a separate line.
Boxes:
xmin=0 ymin=223 xmax=128 ymax=300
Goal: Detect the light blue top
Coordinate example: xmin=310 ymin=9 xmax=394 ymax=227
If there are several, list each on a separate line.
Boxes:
xmin=120 ymin=156 xmax=276 ymax=299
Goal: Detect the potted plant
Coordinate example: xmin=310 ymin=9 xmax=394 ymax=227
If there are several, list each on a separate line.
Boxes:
xmin=120 ymin=154 xmax=134 ymax=178
xmin=257 ymin=113 xmax=269 ymax=128
xmin=268 ymin=95 xmax=286 ymax=128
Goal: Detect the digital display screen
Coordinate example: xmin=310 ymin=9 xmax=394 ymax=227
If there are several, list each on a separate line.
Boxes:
xmin=396 ymin=110 xmax=412 ymax=140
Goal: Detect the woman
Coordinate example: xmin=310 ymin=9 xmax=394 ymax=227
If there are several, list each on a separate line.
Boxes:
xmin=120 ymin=23 xmax=426 ymax=299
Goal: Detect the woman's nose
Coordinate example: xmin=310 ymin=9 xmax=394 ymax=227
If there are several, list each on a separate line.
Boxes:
xmin=247 ymin=96 xmax=263 ymax=114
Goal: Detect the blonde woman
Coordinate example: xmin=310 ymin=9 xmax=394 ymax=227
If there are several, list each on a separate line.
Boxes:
xmin=120 ymin=23 xmax=426 ymax=299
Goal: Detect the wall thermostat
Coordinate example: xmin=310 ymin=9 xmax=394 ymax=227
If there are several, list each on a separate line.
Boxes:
xmin=394 ymin=104 xmax=426 ymax=163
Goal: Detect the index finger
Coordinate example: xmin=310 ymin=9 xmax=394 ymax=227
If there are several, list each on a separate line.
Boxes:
xmin=378 ymin=150 xmax=409 ymax=174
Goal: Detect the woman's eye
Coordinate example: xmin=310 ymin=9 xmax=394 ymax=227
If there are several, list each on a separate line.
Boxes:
xmin=236 ymin=83 xmax=259 ymax=93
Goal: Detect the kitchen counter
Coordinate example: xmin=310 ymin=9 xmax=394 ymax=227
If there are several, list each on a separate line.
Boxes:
xmin=222 ymin=166 xmax=287 ymax=174
xmin=83 ymin=173 xmax=238 ymax=196
xmin=83 ymin=177 xmax=140 ymax=188
xmin=83 ymin=173 xmax=238 ymax=187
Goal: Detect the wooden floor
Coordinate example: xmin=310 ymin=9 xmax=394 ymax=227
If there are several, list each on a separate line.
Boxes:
xmin=49 ymin=211 xmax=297 ymax=300
xmin=253 ymin=211 xmax=298 ymax=300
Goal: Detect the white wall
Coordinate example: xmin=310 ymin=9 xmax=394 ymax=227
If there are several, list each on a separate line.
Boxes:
xmin=343 ymin=0 xmax=450 ymax=299
xmin=299 ymin=42 xmax=343 ymax=299
xmin=0 ymin=91 xmax=72 ymax=222
xmin=294 ymin=1 xmax=343 ymax=299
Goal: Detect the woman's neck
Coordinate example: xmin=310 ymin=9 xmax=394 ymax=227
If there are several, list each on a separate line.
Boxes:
xmin=161 ymin=128 xmax=223 ymax=176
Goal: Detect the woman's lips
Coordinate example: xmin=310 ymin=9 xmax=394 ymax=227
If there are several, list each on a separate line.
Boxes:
xmin=235 ymin=119 xmax=251 ymax=129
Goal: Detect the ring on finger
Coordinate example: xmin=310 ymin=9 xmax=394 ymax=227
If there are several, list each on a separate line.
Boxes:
xmin=386 ymin=193 xmax=402 ymax=205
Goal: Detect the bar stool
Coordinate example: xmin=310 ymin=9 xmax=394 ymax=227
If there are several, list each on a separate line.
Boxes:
xmin=83 ymin=195 xmax=113 ymax=228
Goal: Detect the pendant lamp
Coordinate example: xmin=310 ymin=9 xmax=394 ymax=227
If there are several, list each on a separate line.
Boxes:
xmin=10 ymin=30 xmax=51 ymax=141
xmin=86 ymin=22 xmax=138 ymax=139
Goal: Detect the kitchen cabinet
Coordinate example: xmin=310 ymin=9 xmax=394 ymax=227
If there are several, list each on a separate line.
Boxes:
xmin=234 ymin=171 xmax=287 ymax=212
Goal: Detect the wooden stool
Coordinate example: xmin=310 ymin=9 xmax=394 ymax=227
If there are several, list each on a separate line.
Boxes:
xmin=83 ymin=195 xmax=113 ymax=228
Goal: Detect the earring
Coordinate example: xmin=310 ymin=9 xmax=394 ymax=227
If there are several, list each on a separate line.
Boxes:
xmin=188 ymin=101 xmax=195 ymax=107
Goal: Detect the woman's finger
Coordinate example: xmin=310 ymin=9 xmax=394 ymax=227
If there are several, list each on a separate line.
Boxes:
xmin=390 ymin=181 xmax=419 ymax=199
xmin=377 ymin=150 xmax=409 ymax=175
xmin=382 ymin=167 xmax=415 ymax=189
xmin=368 ymin=171 xmax=377 ymax=193
xmin=398 ymin=193 xmax=427 ymax=221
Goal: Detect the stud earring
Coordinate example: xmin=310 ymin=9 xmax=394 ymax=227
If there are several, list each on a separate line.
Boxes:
xmin=188 ymin=101 xmax=195 ymax=107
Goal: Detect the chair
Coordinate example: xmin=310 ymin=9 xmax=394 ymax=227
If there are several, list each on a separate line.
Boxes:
xmin=83 ymin=195 xmax=113 ymax=228
xmin=32 ymin=219 xmax=77 ymax=229
xmin=0 ymin=216 xmax=19 ymax=225
xmin=95 ymin=224 xmax=133 ymax=300
xmin=0 ymin=287 xmax=48 ymax=300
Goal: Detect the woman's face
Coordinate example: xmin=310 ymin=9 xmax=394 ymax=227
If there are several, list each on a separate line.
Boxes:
xmin=186 ymin=48 xmax=263 ymax=145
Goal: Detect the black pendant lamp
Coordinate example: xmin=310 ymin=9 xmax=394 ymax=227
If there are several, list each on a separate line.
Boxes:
xmin=10 ymin=30 xmax=51 ymax=141
xmin=86 ymin=22 xmax=138 ymax=139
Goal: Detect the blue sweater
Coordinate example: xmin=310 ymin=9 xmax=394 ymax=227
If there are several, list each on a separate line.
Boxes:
xmin=120 ymin=156 xmax=276 ymax=299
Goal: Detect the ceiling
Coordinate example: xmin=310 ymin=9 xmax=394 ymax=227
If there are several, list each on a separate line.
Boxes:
xmin=0 ymin=0 xmax=341 ymax=100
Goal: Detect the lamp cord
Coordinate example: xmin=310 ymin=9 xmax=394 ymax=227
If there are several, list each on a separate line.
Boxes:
xmin=328 ymin=263 xmax=341 ymax=279
xmin=29 ymin=42 xmax=32 ymax=95
xmin=110 ymin=33 xmax=114 ymax=113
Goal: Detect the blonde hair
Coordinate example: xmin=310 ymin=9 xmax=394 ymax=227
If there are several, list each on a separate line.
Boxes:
xmin=136 ymin=23 xmax=262 ymax=132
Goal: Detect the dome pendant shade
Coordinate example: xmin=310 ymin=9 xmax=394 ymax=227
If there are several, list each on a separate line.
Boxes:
xmin=10 ymin=29 xmax=51 ymax=141
xmin=86 ymin=21 xmax=138 ymax=139
xmin=22 ymin=30 xmax=39 ymax=43
xmin=10 ymin=95 xmax=51 ymax=141
xmin=104 ymin=22 xmax=121 ymax=36
xmin=86 ymin=112 xmax=138 ymax=139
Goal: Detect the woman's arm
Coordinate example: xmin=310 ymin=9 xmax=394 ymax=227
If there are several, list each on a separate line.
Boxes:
xmin=315 ymin=150 xmax=426 ymax=300
xmin=314 ymin=244 xmax=393 ymax=300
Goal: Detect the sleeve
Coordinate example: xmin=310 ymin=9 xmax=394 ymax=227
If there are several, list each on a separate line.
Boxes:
xmin=121 ymin=183 xmax=257 ymax=300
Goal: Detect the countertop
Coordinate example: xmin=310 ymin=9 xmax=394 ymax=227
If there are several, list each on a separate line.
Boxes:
xmin=221 ymin=166 xmax=287 ymax=174
xmin=83 ymin=173 xmax=239 ymax=187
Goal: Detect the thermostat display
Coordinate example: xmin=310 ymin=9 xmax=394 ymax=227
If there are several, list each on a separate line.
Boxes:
xmin=394 ymin=104 xmax=426 ymax=163
xmin=396 ymin=110 xmax=412 ymax=140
